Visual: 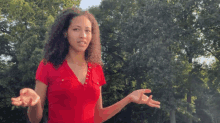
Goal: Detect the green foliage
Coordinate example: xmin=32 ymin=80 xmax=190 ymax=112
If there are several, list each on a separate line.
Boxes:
xmin=0 ymin=0 xmax=219 ymax=122
xmin=0 ymin=0 xmax=81 ymax=122
xmin=197 ymin=0 xmax=220 ymax=61
xmin=121 ymin=1 xmax=191 ymax=116
xmin=91 ymin=0 xmax=220 ymax=123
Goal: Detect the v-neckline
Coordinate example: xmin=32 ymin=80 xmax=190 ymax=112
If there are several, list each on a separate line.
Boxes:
xmin=64 ymin=59 xmax=90 ymax=86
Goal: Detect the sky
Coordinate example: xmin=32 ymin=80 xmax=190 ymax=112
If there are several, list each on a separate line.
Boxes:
xmin=79 ymin=0 xmax=102 ymax=10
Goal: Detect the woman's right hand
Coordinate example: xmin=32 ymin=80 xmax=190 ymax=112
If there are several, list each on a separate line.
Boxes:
xmin=11 ymin=88 xmax=40 ymax=107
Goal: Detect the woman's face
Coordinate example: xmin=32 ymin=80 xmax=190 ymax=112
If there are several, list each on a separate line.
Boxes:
xmin=66 ymin=15 xmax=92 ymax=53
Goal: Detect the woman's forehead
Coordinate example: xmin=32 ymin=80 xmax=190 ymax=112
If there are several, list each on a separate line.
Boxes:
xmin=69 ymin=16 xmax=92 ymax=28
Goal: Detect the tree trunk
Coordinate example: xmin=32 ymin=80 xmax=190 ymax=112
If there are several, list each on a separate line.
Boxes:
xmin=123 ymin=78 xmax=133 ymax=123
xmin=170 ymin=110 xmax=176 ymax=123
xmin=187 ymin=92 xmax=192 ymax=123
xmin=187 ymin=56 xmax=193 ymax=123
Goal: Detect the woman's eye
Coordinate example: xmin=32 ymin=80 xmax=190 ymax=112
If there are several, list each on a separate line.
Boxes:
xmin=73 ymin=29 xmax=79 ymax=31
xmin=86 ymin=30 xmax=91 ymax=32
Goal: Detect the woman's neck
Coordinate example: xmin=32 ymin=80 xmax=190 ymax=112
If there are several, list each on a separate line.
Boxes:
xmin=66 ymin=51 xmax=87 ymax=66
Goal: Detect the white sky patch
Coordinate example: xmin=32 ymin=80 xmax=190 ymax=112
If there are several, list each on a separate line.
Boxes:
xmin=79 ymin=0 xmax=102 ymax=10
xmin=194 ymin=56 xmax=216 ymax=66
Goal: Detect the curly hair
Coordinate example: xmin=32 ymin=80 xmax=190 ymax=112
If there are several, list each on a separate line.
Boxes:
xmin=43 ymin=7 xmax=103 ymax=69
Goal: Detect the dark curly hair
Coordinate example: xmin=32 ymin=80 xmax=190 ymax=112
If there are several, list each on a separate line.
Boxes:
xmin=43 ymin=7 xmax=103 ymax=68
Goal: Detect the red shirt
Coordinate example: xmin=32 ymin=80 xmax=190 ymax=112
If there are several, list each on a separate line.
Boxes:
xmin=35 ymin=59 xmax=106 ymax=123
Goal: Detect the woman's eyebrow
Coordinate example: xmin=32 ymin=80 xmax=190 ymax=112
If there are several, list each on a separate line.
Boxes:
xmin=85 ymin=26 xmax=91 ymax=28
xmin=71 ymin=25 xmax=80 ymax=28
xmin=72 ymin=25 xmax=91 ymax=28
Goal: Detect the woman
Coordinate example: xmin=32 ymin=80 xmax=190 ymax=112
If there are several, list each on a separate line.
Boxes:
xmin=11 ymin=7 xmax=160 ymax=123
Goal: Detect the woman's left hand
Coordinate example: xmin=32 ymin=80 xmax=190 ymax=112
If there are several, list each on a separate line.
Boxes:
xmin=128 ymin=89 xmax=160 ymax=108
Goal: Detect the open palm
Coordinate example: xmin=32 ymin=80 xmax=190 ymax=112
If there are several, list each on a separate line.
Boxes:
xmin=129 ymin=89 xmax=160 ymax=108
xmin=11 ymin=88 xmax=40 ymax=107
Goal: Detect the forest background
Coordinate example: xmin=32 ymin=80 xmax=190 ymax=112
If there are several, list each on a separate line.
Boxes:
xmin=0 ymin=0 xmax=219 ymax=123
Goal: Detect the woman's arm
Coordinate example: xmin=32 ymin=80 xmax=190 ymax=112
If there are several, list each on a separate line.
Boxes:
xmin=27 ymin=80 xmax=47 ymax=123
xmin=94 ymin=87 xmax=160 ymax=123
xmin=94 ymin=87 xmax=131 ymax=123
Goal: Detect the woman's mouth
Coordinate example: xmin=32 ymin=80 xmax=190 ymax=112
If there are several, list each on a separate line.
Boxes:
xmin=78 ymin=41 xmax=86 ymax=46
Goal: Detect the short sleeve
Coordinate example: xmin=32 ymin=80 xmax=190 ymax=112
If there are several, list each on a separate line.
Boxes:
xmin=98 ymin=65 xmax=106 ymax=86
xmin=35 ymin=60 xmax=49 ymax=85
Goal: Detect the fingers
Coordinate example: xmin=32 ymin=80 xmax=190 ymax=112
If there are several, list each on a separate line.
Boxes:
xmin=139 ymin=89 xmax=151 ymax=93
xmin=151 ymin=100 xmax=160 ymax=105
xmin=21 ymin=101 xmax=28 ymax=107
xmin=138 ymin=89 xmax=160 ymax=108
xmin=11 ymin=88 xmax=35 ymax=107
xmin=145 ymin=95 xmax=160 ymax=108
xmin=20 ymin=88 xmax=28 ymax=95
xmin=11 ymin=95 xmax=31 ymax=107
xmin=136 ymin=89 xmax=151 ymax=104
xmin=11 ymin=99 xmax=29 ymax=107
xmin=148 ymin=102 xmax=160 ymax=108
xmin=11 ymin=97 xmax=21 ymax=101
xmin=150 ymin=101 xmax=160 ymax=108
xmin=11 ymin=97 xmax=22 ymax=106
xmin=12 ymin=100 xmax=31 ymax=107
xmin=146 ymin=95 xmax=152 ymax=104
xmin=11 ymin=100 xmax=23 ymax=106
xmin=145 ymin=89 xmax=151 ymax=93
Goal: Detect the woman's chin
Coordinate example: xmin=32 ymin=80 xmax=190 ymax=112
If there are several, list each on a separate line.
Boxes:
xmin=69 ymin=48 xmax=87 ymax=54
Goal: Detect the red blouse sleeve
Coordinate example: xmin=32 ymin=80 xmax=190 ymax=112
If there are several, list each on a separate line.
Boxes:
xmin=35 ymin=60 xmax=49 ymax=85
xmin=98 ymin=65 xmax=106 ymax=86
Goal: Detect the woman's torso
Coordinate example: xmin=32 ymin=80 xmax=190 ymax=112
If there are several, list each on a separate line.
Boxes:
xmin=36 ymin=59 xmax=105 ymax=123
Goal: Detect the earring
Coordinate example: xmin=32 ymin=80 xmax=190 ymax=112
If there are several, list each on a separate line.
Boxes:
xmin=64 ymin=32 xmax=67 ymax=38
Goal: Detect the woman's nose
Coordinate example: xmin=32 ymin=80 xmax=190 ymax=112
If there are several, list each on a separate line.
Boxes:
xmin=79 ymin=30 xmax=86 ymax=38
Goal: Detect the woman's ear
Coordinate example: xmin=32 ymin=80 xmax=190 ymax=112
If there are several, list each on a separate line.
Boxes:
xmin=64 ymin=31 xmax=68 ymax=38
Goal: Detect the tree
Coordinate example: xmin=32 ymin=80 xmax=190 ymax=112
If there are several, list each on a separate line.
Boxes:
xmin=167 ymin=0 xmax=212 ymax=122
xmin=197 ymin=1 xmax=220 ymax=122
xmin=0 ymin=0 xmax=81 ymax=122
xmin=121 ymin=1 xmax=190 ymax=122
xmin=90 ymin=0 xmax=194 ymax=122
xmin=197 ymin=0 xmax=220 ymax=61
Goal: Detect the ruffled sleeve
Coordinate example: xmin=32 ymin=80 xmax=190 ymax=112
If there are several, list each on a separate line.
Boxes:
xmin=98 ymin=65 xmax=106 ymax=86
xmin=35 ymin=60 xmax=49 ymax=86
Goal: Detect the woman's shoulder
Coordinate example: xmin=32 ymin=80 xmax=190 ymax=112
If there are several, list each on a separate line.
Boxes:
xmin=37 ymin=59 xmax=59 ymax=71
xmin=39 ymin=59 xmax=53 ymax=67
xmin=89 ymin=62 xmax=103 ymax=70
xmin=38 ymin=59 xmax=68 ymax=71
xmin=89 ymin=62 xmax=105 ymax=74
